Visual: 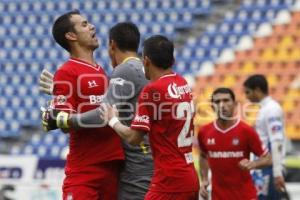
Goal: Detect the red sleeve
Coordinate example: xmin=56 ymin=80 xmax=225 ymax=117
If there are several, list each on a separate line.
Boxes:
xmin=247 ymin=126 xmax=268 ymax=157
xmin=52 ymin=69 xmax=77 ymax=113
xmin=130 ymin=86 xmax=154 ymax=132
xmin=197 ymin=127 xmax=208 ymax=155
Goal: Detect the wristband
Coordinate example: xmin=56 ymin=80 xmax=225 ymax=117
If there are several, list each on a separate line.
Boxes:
xmin=109 ymin=117 xmax=119 ymax=128
xmin=56 ymin=112 xmax=69 ymax=129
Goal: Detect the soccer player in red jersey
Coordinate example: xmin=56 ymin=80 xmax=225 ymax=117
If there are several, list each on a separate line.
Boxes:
xmin=101 ymin=35 xmax=199 ymax=200
xmin=197 ymin=88 xmax=272 ymax=200
xmin=47 ymin=10 xmax=124 ymax=200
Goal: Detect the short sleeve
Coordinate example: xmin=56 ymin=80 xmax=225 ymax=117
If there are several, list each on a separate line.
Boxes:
xmin=52 ymin=69 xmax=77 ymax=113
xmin=130 ymin=85 xmax=154 ymax=132
xmin=197 ymin=127 xmax=208 ymax=155
xmin=248 ymin=126 xmax=268 ymax=157
xmin=265 ymin=108 xmax=284 ymax=142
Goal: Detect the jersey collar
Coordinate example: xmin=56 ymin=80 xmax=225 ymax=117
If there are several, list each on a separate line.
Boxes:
xmin=213 ymin=119 xmax=241 ymax=134
xmin=159 ymin=72 xmax=176 ymax=80
xmin=69 ymin=58 xmax=101 ymax=71
xmin=122 ymin=57 xmax=140 ymax=64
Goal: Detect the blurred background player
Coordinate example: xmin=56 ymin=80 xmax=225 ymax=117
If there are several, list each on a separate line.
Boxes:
xmin=102 ymin=35 xmax=199 ymax=200
xmin=44 ymin=10 xmax=124 ymax=200
xmin=244 ymin=74 xmax=286 ymax=200
xmin=198 ymin=87 xmax=271 ymax=200
xmin=40 ymin=22 xmax=153 ymax=200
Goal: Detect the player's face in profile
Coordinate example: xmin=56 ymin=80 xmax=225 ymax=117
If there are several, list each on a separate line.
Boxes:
xmin=244 ymin=87 xmax=258 ymax=102
xmin=212 ymin=93 xmax=235 ymax=120
xmin=70 ymin=14 xmax=99 ymax=50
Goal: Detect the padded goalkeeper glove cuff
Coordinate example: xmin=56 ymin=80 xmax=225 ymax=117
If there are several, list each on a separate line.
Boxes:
xmin=56 ymin=111 xmax=70 ymax=129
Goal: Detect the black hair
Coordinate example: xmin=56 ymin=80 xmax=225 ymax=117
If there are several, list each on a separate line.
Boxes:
xmin=143 ymin=35 xmax=174 ymax=69
xmin=52 ymin=10 xmax=80 ymax=52
xmin=109 ymin=22 xmax=140 ymax=52
xmin=243 ymin=74 xmax=269 ymax=94
xmin=211 ymin=87 xmax=236 ymax=102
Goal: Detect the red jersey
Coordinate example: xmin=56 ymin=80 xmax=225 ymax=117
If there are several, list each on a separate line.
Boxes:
xmin=52 ymin=58 xmax=124 ymax=184
xmin=131 ymin=73 xmax=199 ymax=193
xmin=198 ymin=120 xmax=268 ymax=200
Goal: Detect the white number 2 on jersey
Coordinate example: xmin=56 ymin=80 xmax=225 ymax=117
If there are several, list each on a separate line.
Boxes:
xmin=176 ymin=101 xmax=194 ymax=148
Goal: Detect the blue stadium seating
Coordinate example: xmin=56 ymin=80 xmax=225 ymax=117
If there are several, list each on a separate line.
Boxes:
xmin=175 ymin=0 xmax=295 ymax=74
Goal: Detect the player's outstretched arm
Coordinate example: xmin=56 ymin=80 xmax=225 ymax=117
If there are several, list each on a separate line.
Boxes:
xmin=68 ymin=108 xmax=107 ymax=130
xmin=39 ymin=69 xmax=54 ymax=95
xmin=239 ymin=152 xmax=272 ymax=171
xmin=199 ymin=152 xmax=209 ymax=200
xmin=100 ymin=104 xmax=145 ymax=145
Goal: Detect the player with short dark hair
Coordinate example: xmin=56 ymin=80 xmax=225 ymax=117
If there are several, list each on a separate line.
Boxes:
xmin=198 ymin=87 xmax=271 ymax=200
xmin=101 ymin=35 xmax=199 ymax=200
xmin=52 ymin=10 xmax=80 ymax=52
xmin=109 ymin=22 xmax=140 ymax=52
xmin=244 ymin=74 xmax=269 ymax=97
xmin=244 ymin=75 xmax=286 ymax=200
xmin=40 ymin=22 xmax=153 ymax=200
xmin=43 ymin=10 xmax=124 ymax=200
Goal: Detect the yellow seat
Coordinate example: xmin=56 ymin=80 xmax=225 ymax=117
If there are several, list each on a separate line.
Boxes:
xmin=286 ymin=125 xmax=300 ymax=139
xmin=241 ymin=62 xmax=255 ymax=74
xmin=202 ymin=87 xmax=214 ymax=100
xmin=262 ymin=48 xmax=275 ymax=61
xmin=276 ymin=49 xmax=289 ymax=62
xmin=243 ymin=104 xmax=259 ymax=125
xmin=287 ymin=89 xmax=300 ymax=99
xmin=222 ymin=75 xmax=236 ymax=88
xmin=279 ymin=36 xmax=294 ymax=48
xmin=195 ymin=102 xmax=215 ymax=126
xmin=290 ymin=49 xmax=300 ymax=61
xmin=282 ymin=100 xmax=294 ymax=112
xmin=266 ymin=74 xmax=278 ymax=87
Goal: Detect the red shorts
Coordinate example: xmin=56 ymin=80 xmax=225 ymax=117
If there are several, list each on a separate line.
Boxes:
xmin=145 ymin=191 xmax=199 ymax=200
xmin=62 ymin=161 xmax=121 ymax=200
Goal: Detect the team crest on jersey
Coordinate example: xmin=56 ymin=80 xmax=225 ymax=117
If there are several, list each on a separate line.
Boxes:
xmin=232 ymin=138 xmax=239 ymax=146
xmin=56 ymin=95 xmax=66 ymax=105
xmin=207 ymin=138 xmax=215 ymax=145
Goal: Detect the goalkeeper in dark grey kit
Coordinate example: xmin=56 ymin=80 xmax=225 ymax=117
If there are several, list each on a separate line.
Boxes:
xmin=40 ymin=22 xmax=153 ymax=200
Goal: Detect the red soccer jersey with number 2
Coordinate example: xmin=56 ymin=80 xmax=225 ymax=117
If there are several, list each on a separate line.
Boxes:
xmin=198 ymin=120 xmax=268 ymax=200
xmin=131 ymin=73 xmax=199 ymax=193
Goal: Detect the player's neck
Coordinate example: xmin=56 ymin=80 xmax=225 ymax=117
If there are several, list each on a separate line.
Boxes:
xmin=258 ymin=94 xmax=268 ymax=102
xmin=117 ymin=51 xmax=138 ymax=65
xmin=70 ymin=48 xmax=96 ymax=66
xmin=216 ymin=118 xmax=237 ymax=130
xmin=150 ymin=68 xmax=173 ymax=81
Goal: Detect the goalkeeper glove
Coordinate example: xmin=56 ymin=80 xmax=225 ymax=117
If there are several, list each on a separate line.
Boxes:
xmin=41 ymin=107 xmax=70 ymax=131
xmin=39 ymin=69 xmax=54 ymax=95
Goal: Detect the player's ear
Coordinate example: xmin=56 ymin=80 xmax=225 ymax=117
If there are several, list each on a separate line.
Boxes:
xmin=211 ymin=101 xmax=216 ymax=112
xmin=143 ymin=56 xmax=150 ymax=67
xmin=65 ymin=32 xmax=77 ymax=41
xmin=109 ymin=40 xmax=116 ymax=50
